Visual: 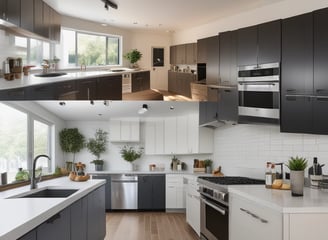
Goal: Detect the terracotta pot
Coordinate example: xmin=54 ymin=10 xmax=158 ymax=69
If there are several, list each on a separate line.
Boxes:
xmin=290 ymin=170 xmax=305 ymax=196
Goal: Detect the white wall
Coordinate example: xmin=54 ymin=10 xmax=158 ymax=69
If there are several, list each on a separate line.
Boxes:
xmin=212 ymin=124 xmax=328 ymax=179
xmin=66 ymin=120 xmax=210 ymax=172
xmin=172 ymin=0 xmax=328 ymax=44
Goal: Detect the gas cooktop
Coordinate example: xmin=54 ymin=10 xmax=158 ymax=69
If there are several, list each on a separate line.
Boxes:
xmin=198 ymin=176 xmax=265 ymax=185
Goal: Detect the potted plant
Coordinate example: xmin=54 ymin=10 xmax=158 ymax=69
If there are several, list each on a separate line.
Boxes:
xmin=120 ymin=145 xmax=143 ymax=170
xmin=86 ymin=129 xmax=108 ymax=171
xmin=204 ymin=159 xmax=213 ymax=174
xmin=286 ymin=156 xmax=308 ymax=196
xmin=124 ymin=49 xmax=142 ymax=68
xmin=59 ymin=128 xmax=85 ymax=171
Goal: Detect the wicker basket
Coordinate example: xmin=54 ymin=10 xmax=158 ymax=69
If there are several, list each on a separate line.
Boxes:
xmin=69 ymin=172 xmax=90 ymax=182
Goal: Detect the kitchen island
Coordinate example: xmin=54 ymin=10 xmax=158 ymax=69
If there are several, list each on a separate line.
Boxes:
xmin=229 ymin=185 xmax=328 ymax=240
xmin=0 ymin=177 xmax=106 ymax=240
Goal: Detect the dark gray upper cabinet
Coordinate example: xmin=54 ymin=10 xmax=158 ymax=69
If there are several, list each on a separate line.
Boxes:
xmin=34 ymin=0 xmax=44 ymax=37
xmin=237 ymin=20 xmax=281 ymax=66
xmin=206 ymin=35 xmax=220 ymax=85
xmin=21 ymin=0 xmax=34 ymax=32
xmin=176 ymin=44 xmax=186 ymax=64
xmin=313 ymin=8 xmax=328 ymax=134
xmin=186 ymin=43 xmax=197 ymax=64
xmin=258 ymin=20 xmax=281 ymax=64
xmin=197 ymin=38 xmax=207 ymax=63
xmin=219 ymin=31 xmax=237 ymax=85
xmin=0 ymin=0 xmax=21 ymax=26
xmin=170 ymin=46 xmax=177 ymax=65
xmin=199 ymin=102 xmax=218 ymax=126
xmin=138 ymin=175 xmax=165 ymax=210
xmin=237 ymin=25 xmax=258 ymax=66
xmin=281 ymin=13 xmax=313 ymax=134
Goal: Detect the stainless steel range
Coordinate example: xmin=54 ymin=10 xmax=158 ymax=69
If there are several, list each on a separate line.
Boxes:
xmin=198 ymin=176 xmax=265 ymax=240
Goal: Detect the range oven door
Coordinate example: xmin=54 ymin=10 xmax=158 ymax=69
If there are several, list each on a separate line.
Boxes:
xmin=200 ymin=196 xmax=229 ymax=240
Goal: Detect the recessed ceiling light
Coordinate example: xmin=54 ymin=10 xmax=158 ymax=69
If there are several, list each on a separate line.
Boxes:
xmin=170 ymin=106 xmax=174 ymax=110
xmin=101 ymin=23 xmax=108 ymax=27
xmin=138 ymin=104 xmax=148 ymax=115
xmin=59 ymin=102 xmax=66 ymax=106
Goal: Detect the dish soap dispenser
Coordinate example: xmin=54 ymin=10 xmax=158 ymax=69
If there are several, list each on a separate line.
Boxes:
xmin=308 ymin=157 xmax=323 ymax=187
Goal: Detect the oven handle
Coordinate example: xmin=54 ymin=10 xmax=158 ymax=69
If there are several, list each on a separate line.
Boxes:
xmin=201 ymin=198 xmax=227 ymax=215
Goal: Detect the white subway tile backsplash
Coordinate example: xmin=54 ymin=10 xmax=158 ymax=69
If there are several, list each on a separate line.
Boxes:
xmin=213 ymin=124 xmax=328 ymax=177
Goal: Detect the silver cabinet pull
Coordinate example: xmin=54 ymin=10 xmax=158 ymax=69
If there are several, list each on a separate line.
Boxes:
xmin=240 ymin=208 xmax=268 ymax=223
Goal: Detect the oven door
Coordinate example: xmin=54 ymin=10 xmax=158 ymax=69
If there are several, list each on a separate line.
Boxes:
xmin=200 ymin=196 xmax=229 ymax=240
xmin=238 ymin=81 xmax=280 ymax=119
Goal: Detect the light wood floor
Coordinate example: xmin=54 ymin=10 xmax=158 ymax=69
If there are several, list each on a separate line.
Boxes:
xmin=104 ymin=212 xmax=199 ymax=240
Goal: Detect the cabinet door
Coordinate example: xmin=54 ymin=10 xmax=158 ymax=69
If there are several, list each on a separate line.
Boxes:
xmin=0 ymin=88 xmax=25 ymax=100
xmin=219 ymin=31 xmax=237 ymax=85
xmin=129 ymin=119 xmax=140 ymax=141
xmin=145 ymin=121 xmax=156 ymax=154
xmin=87 ymin=185 xmax=106 ymax=240
xmin=42 ymin=2 xmax=50 ymax=38
xmin=25 ymin=84 xmax=55 ymax=100
xmin=186 ymin=43 xmax=196 ymax=64
xmin=258 ymin=20 xmax=281 ymax=64
xmin=187 ymin=113 xmax=199 ymax=153
xmin=6 ymin=0 xmax=20 ymax=26
xmin=34 ymin=0 xmax=43 ymax=36
xmin=176 ymin=116 xmax=188 ymax=154
xmin=237 ymin=25 xmax=258 ymax=66
xmin=197 ymin=38 xmax=207 ymax=63
xmin=313 ymin=8 xmax=328 ymax=134
xmin=21 ymin=0 xmax=34 ymax=32
xmin=164 ymin=117 xmax=177 ymax=154
xmin=97 ymin=75 xmax=122 ymax=100
xmin=152 ymin=175 xmax=165 ymax=210
xmin=206 ymin=35 xmax=220 ymax=85
xmin=0 ymin=0 xmax=5 ymax=20
xmin=281 ymin=13 xmax=313 ymax=133
xmin=176 ymin=44 xmax=186 ymax=64
xmin=18 ymin=230 xmax=37 ymax=240
xmin=168 ymin=71 xmax=177 ymax=93
xmin=37 ymin=207 xmax=70 ymax=240
xmin=138 ymin=175 xmax=153 ymax=210
xmin=140 ymin=71 xmax=150 ymax=90
xmin=165 ymin=185 xmax=176 ymax=209
xmin=92 ymin=175 xmax=111 ymax=210
xmin=77 ymin=79 xmax=97 ymax=100
xmin=218 ymin=88 xmax=238 ymax=122
xmin=55 ymin=80 xmax=77 ymax=100
xmin=71 ymin=197 xmax=87 ymax=240
xmin=170 ymin=46 xmax=177 ymax=65
xmin=109 ymin=119 xmax=121 ymax=141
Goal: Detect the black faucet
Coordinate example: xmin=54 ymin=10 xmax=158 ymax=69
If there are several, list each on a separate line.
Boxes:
xmin=31 ymin=154 xmax=51 ymax=189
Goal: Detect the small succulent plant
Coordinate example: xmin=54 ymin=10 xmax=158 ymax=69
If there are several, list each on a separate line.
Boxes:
xmin=286 ymin=156 xmax=308 ymax=171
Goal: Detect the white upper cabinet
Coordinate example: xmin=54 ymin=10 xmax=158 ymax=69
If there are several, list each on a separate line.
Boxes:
xmin=109 ymin=118 xmax=140 ymax=142
xmin=145 ymin=114 xmax=213 ymax=155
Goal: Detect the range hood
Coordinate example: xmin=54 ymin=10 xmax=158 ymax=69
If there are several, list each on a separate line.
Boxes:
xmin=199 ymin=119 xmax=225 ymax=129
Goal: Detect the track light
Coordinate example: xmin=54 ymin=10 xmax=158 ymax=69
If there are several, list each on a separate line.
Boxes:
xmin=104 ymin=3 xmax=108 ymax=10
xmin=101 ymin=0 xmax=118 ymax=10
xmin=138 ymin=104 xmax=148 ymax=115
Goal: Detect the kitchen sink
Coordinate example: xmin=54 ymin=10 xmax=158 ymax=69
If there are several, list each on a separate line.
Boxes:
xmin=34 ymin=72 xmax=67 ymax=78
xmin=10 ymin=188 xmax=78 ymax=198
xmin=110 ymin=69 xmax=125 ymax=72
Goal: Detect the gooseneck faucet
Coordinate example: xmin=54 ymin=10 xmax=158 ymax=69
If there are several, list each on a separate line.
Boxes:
xmin=31 ymin=154 xmax=51 ymax=189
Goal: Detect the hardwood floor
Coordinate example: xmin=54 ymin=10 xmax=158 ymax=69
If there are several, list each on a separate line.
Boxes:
xmin=105 ymin=212 xmax=199 ymax=240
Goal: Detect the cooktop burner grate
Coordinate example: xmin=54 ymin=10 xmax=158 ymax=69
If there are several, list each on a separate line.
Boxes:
xmin=198 ymin=176 xmax=265 ymax=185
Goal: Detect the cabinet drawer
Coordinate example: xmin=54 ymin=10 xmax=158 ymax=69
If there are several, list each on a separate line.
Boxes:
xmin=166 ymin=175 xmax=184 ymax=185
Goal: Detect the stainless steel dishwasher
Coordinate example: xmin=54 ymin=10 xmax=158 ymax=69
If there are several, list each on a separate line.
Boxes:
xmin=111 ymin=174 xmax=138 ymax=210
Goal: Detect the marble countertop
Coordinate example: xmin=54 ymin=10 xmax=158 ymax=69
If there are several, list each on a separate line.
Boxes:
xmin=229 ymin=185 xmax=328 ymax=214
xmin=0 ymin=177 xmax=105 ymax=240
xmin=88 ymin=170 xmax=211 ymax=176
xmin=0 ymin=69 xmax=148 ymax=90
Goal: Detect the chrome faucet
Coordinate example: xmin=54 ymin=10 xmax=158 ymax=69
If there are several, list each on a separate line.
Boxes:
xmin=41 ymin=59 xmax=50 ymax=74
xmin=31 ymin=154 xmax=51 ymax=189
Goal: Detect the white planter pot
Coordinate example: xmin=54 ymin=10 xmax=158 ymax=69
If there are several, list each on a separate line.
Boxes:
xmin=290 ymin=170 xmax=305 ymax=196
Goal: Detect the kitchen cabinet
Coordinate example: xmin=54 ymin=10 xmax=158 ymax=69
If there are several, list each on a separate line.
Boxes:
xmin=49 ymin=7 xmax=61 ymax=43
xmin=18 ymin=230 xmax=37 ymax=240
xmin=186 ymin=43 xmax=197 ymax=64
xmin=144 ymin=119 xmax=164 ymax=154
xmin=37 ymin=207 xmax=70 ymax=240
xmin=34 ymin=0 xmax=44 ymax=37
xmin=0 ymin=0 xmax=21 ymax=26
xmin=164 ymin=117 xmax=177 ymax=154
xmin=25 ymin=84 xmax=56 ymax=100
xmin=166 ymin=174 xmax=185 ymax=210
xmin=138 ymin=175 xmax=165 ymax=210
xmin=92 ymin=175 xmax=111 ymax=210
xmin=230 ymin=193 xmax=282 ymax=240
xmin=170 ymin=43 xmax=197 ymax=65
xmin=168 ymin=71 xmax=195 ymax=98
xmin=185 ymin=176 xmax=200 ymax=236
xmin=97 ymin=75 xmax=122 ymax=100
xmin=131 ymin=71 xmax=150 ymax=92
xmin=218 ymin=31 xmax=238 ymax=122
xmin=0 ymin=87 xmax=25 ymax=100
xmin=170 ymin=46 xmax=177 ymax=65
xmin=55 ymin=80 xmax=77 ymax=100
xmin=199 ymin=101 xmax=218 ymax=126
xmin=280 ymin=13 xmax=313 ymax=134
xmin=109 ymin=118 xmax=140 ymax=142
xmin=197 ymin=38 xmax=207 ymax=63
xmin=87 ymin=185 xmax=106 ymax=240
xmin=20 ymin=0 xmax=34 ymax=32
xmin=237 ymin=20 xmax=281 ymax=66
xmin=70 ymin=197 xmax=88 ymax=240
xmin=176 ymin=44 xmax=186 ymax=64
xmin=42 ymin=2 xmax=50 ymax=39
xmin=77 ymin=78 xmax=97 ymax=100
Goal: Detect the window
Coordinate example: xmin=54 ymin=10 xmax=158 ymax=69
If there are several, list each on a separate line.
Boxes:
xmin=0 ymin=103 xmax=53 ymax=184
xmin=58 ymin=29 xmax=121 ymax=67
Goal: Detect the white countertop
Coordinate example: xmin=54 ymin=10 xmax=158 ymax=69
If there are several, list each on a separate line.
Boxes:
xmin=88 ymin=170 xmax=211 ymax=176
xmin=0 ymin=69 xmax=148 ymax=90
xmin=0 ymin=177 xmax=105 ymax=240
xmin=229 ymin=185 xmax=328 ymax=214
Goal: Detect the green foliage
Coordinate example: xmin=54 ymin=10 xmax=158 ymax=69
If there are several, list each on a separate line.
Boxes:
xmin=286 ymin=156 xmax=308 ymax=171
xmin=120 ymin=145 xmax=143 ymax=162
xmin=204 ymin=159 xmax=213 ymax=167
xmin=86 ymin=129 xmax=108 ymax=160
xmin=59 ymin=128 xmax=85 ymax=154
xmin=124 ymin=49 xmax=142 ymax=64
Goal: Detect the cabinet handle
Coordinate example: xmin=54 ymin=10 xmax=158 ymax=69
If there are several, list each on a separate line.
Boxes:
xmin=316 ymin=89 xmax=328 ymax=93
xmin=316 ymin=96 xmax=328 ymax=101
xmin=240 ymin=208 xmax=268 ymax=224
xmin=46 ymin=213 xmax=61 ymax=224
xmin=87 ymin=88 xmax=90 ymax=100
xmin=286 ymin=89 xmax=296 ymax=92
xmin=224 ymin=89 xmax=231 ymax=93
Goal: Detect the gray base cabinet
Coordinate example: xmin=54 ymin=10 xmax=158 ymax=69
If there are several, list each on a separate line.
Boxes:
xmin=131 ymin=71 xmax=150 ymax=92
xmin=168 ymin=71 xmax=195 ymax=98
xmin=71 ymin=197 xmax=88 ymax=240
xmin=92 ymin=175 xmax=111 ymax=210
xmin=138 ymin=175 xmax=165 ymax=211
xmin=18 ymin=230 xmax=37 ymax=240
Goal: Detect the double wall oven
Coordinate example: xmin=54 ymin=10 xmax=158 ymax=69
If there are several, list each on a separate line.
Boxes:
xmin=198 ymin=176 xmax=265 ymax=240
xmin=238 ymin=63 xmax=280 ymax=120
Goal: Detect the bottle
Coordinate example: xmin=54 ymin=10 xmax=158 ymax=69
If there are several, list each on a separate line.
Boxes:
xmin=271 ymin=163 xmax=277 ymax=183
xmin=265 ymin=162 xmax=272 ymax=188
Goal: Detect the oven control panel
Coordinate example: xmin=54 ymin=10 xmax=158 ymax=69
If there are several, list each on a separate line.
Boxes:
xmin=199 ymin=186 xmax=228 ymax=203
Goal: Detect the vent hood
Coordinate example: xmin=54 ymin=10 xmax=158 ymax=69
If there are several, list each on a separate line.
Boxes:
xmin=199 ymin=120 xmax=225 ymax=129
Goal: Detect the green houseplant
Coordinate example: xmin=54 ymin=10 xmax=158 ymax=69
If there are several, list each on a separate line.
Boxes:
xmin=86 ymin=129 xmax=108 ymax=171
xmin=286 ymin=156 xmax=308 ymax=196
xmin=124 ymin=49 xmax=142 ymax=68
xmin=59 ymin=128 xmax=85 ymax=171
xmin=120 ymin=145 xmax=143 ymax=170
xmin=204 ymin=159 xmax=213 ymax=174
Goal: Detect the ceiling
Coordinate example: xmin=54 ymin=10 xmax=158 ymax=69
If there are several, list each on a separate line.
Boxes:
xmin=37 ymin=101 xmax=199 ymax=121
xmin=44 ymin=0 xmax=283 ymax=32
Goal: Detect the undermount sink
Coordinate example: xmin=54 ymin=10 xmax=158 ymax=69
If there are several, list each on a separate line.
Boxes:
xmin=10 ymin=188 xmax=78 ymax=198
xmin=110 ymin=69 xmax=125 ymax=72
xmin=34 ymin=72 xmax=67 ymax=78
